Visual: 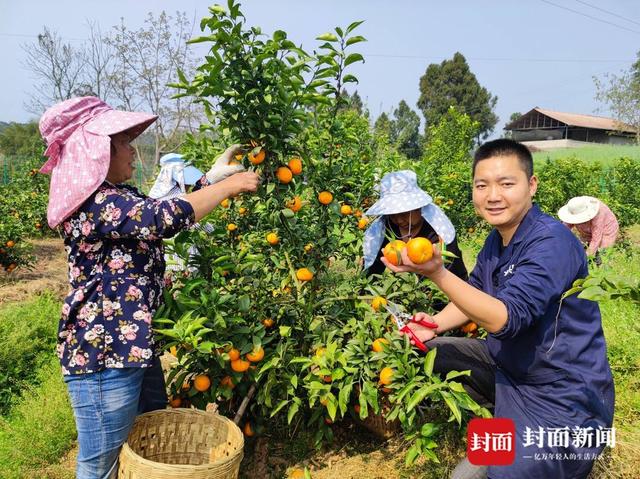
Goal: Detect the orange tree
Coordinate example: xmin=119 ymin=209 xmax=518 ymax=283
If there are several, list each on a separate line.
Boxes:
xmin=0 ymin=156 xmax=51 ymax=272
xmin=156 ymin=0 xmax=489 ymax=464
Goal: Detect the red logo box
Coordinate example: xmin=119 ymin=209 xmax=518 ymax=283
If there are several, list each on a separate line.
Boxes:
xmin=467 ymin=418 xmax=516 ymax=466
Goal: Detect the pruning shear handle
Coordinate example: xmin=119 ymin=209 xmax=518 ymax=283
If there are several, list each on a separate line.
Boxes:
xmin=385 ymin=302 xmax=438 ymax=352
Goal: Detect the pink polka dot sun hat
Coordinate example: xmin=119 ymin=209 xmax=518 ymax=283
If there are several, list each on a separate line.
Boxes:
xmin=39 ymin=96 xmax=157 ymax=228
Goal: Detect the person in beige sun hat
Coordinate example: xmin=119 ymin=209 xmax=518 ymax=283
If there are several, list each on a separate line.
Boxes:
xmin=558 ymin=196 xmax=619 ymax=256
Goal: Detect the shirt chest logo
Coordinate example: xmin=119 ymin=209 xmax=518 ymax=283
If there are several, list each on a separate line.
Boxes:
xmin=503 ymin=264 xmax=515 ymax=277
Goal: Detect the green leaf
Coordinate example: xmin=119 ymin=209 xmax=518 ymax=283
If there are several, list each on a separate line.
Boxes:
xmin=445 ymin=370 xmax=471 ymax=381
xmin=237 ymin=295 xmax=251 ymax=312
xmin=421 ymin=422 xmax=439 ymax=437
xmin=345 ymin=35 xmax=366 ymax=46
xmin=287 ymin=402 xmax=300 ymax=424
xmin=279 ymin=326 xmax=292 ymax=337
xmin=270 ymin=399 xmax=290 ymax=417
xmin=344 ymin=53 xmax=364 ymax=67
xmin=342 ymin=74 xmax=359 ymax=84
xmin=405 ymin=444 xmax=420 ymax=466
xmin=441 ymin=391 xmax=462 ymax=425
xmin=316 ymin=33 xmax=338 ymax=42
xmin=424 ymin=347 xmax=437 ymax=376
xmin=346 ymin=21 xmax=365 ymax=35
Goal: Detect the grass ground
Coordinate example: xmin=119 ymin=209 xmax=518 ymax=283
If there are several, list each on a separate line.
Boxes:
xmin=532 ymin=144 xmax=640 ymax=167
xmin=0 ymin=236 xmax=638 ymax=478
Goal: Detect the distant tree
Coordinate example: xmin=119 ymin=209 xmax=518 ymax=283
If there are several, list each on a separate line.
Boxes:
xmin=509 ymin=112 xmax=523 ymax=123
xmin=0 ymin=122 xmax=44 ymax=157
xmin=595 ymin=51 xmax=640 ymax=143
xmin=391 ymin=100 xmax=422 ymax=159
xmin=22 ymin=13 xmax=203 ymax=161
xmin=106 ymin=11 xmax=203 ymax=160
xmin=21 ymin=27 xmax=87 ymax=114
xmin=373 ymin=112 xmax=393 ymax=139
xmin=338 ymin=89 xmax=366 ymax=116
xmin=417 ymin=52 xmax=498 ymax=140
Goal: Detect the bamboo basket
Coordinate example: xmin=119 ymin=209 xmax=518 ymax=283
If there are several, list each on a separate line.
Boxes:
xmin=118 ymin=408 xmax=244 ymax=479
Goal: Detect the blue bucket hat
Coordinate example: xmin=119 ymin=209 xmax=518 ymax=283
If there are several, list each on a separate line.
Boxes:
xmin=363 ymin=170 xmax=456 ymax=270
xmin=148 ymin=153 xmax=204 ymax=199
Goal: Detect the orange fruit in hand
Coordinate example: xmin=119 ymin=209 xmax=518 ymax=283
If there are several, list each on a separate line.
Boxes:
xmin=220 ymin=376 xmax=235 ymax=389
xmin=249 ymin=149 xmax=265 ymax=165
xmin=276 ymin=166 xmax=293 ymax=184
xmin=228 ymin=348 xmax=241 ymax=361
xmin=194 ymin=374 xmax=211 ymax=392
xmin=262 ymin=318 xmax=275 ymax=328
xmin=286 ymin=196 xmax=302 ymax=212
xmin=288 ymin=157 xmax=303 ymax=175
xmin=318 ymin=191 xmax=333 ymax=205
xmin=383 ymin=240 xmax=406 ymax=266
xmin=371 ymin=296 xmax=387 ymax=312
xmin=296 ymin=268 xmax=314 ymax=281
xmin=379 ymin=367 xmax=394 ymax=385
xmin=340 ymin=204 xmax=352 ymax=215
xmin=243 ymin=422 xmax=255 ymax=437
xmin=405 ymin=237 xmax=433 ymax=264
xmin=234 ymin=153 xmax=244 ymax=161
xmin=266 ymin=233 xmax=279 ymax=245
xmin=246 ymin=346 xmax=265 ymax=363
xmin=231 ymin=358 xmax=251 ymax=372
xmin=372 ymin=338 xmax=389 ymax=353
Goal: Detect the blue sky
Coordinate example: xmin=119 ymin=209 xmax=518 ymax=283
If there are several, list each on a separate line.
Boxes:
xmin=1 ymin=0 xmax=639 ymax=136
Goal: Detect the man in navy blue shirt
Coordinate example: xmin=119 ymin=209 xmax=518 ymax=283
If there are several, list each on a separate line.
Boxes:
xmin=382 ymin=139 xmax=614 ymax=479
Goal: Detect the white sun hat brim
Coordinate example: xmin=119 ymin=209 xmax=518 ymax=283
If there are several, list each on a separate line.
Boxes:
xmin=558 ymin=196 xmax=600 ymax=224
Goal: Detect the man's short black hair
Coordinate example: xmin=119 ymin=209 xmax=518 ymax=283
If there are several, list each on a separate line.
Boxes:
xmin=472 ymin=138 xmax=534 ymax=179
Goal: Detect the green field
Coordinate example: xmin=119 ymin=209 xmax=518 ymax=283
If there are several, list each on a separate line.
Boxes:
xmin=533 ymin=144 xmax=640 ymax=167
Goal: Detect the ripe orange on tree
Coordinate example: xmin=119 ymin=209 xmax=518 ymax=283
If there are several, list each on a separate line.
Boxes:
xmin=227 ymin=223 xmax=237 ymax=232
xmin=228 ymin=348 xmax=241 ymax=361
xmin=461 ymin=321 xmax=478 ymax=334
xmin=296 ymin=268 xmax=314 ymax=281
xmin=371 ymin=296 xmax=387 ymax=312
xmin=286 ymin=196 xmax=302 ymax=212
xmin=340 ymin=204 xmax=352 ymax=215
xmin=266 ymin=232 xmax=279 ymax=245
xmin=249 ymin=148 xmax=265 ymax=165
xmin=220 ymin=376 xmax=235 ymax=389
xmin=231 ymin=358 xmax=251 ymax=372
xmin=379 ymin=367 xmax=394 ymax=385
xmin=383 ymin=240 xmax=406 ymax=266
xmin=304 ymin=243 xmax=313 ymax=252
xmin=6 ymin=241 xmax=15 ymax=248
xmin=169 ymin=397 xmax=182 ymax=408
xmin=318 ymin=191 xmax=333 ymax=205
xmin=220 ymin=199 xmax=230 ymax=208
xmin=288 ymin=157 xmax=303 ymax=175
xmin=238 ymin=207 xmax=248 ymax=215
xmin=194 ymin=374 xmax=212 ymax=392
xmin=243 ymin=422 xmax=255 ymax=437
xmin=276 ymin=166 xmax=293 ymax=184
xmin=246 ymin=346 xmax=265 ymax=363
xmin=405 ymin=237 xmax=433 ymax=264
xmin=372 ymin=338 xmax=389 ymax=353
xmin=262 ymin=318 xmax=275 ymax=328
xmin=357 ymin=218 xmax=368 ymax=230
xmin=323 ymin=375 xmax=332 ymax=383
xmin=289 ymin=469 xmax=306 ymax=479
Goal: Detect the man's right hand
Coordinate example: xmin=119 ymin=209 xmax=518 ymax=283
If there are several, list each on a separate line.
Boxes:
xmin=403 ymin=312 xmax=439 ymax=344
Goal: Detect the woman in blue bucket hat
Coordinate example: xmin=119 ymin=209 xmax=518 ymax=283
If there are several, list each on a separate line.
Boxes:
xmin=363 ymin=170 xmax=468 ymax=303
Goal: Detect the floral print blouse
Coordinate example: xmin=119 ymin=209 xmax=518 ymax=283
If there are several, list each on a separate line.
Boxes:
xmin=57 ymin=181 xmax=194 ymax=375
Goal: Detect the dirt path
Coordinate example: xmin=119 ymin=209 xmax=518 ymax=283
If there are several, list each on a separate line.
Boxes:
xmin=0 ymin=237 xmax=68 ymax=305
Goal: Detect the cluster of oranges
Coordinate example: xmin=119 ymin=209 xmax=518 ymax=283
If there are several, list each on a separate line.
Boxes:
xmin=382 ymin=237 xmax=434 ymax=266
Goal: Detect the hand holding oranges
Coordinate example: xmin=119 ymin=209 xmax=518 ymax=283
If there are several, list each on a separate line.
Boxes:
xmin=381 ymin=236 xmax=445 ymax=280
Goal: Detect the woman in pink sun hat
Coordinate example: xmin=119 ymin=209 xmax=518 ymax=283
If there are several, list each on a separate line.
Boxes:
xmin=39 ymin=96 xmax=260 ymax=479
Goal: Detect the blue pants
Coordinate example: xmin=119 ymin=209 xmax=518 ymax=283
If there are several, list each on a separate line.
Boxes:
xmin=64 ymin=358 xmax=167 ymax=479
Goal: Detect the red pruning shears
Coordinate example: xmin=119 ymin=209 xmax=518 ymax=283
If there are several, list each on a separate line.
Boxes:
xmin=384 ymin=301 xmax=438 ymax=352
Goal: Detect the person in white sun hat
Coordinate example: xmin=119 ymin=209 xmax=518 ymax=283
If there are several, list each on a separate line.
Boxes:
xmin=558 ymin=196 xmax=619 ymax=257
xmin=363 ymin=170 xmax=468 ymax=306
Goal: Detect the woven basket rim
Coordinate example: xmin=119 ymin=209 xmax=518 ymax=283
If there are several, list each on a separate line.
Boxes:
xmin=121 ymin=408 xmax=244 ymax=471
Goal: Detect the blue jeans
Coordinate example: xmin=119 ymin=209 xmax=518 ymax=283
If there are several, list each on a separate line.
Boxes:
xmin=64 ymin=358 xmax=168 ymax=479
